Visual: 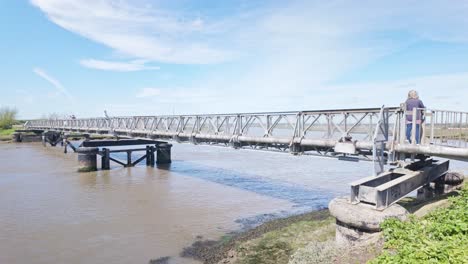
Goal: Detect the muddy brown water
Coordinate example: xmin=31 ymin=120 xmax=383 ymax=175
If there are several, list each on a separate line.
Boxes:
xmin=0 ymin=142 xmax=466 ymax=264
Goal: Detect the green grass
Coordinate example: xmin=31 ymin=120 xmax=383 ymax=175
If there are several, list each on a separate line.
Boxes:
xmin=235 ymin=216 xmax=335 ymax=264
xmin=0 ymin=128 xmax=15 ymax=141
xmin=0 ymin=128 xmax=15 ymax=136
xmin=370 ymin=184 xmax=468 ymax=264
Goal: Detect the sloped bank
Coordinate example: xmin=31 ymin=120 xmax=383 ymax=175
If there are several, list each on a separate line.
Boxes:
xmin=180 ymin=210 xmax=333 ymax=264
xmin=177 ymin=183 xmax=466 ymax=264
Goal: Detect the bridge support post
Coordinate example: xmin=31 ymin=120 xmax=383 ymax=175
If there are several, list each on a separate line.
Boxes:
xmin=230 ymin=142 xmax=241 ymax=149
xmin=289 ymin=143 xmax=302 ymax=155
xmin=101 ymin=148 xmax=110 ymax=170
xmin=42 ymin=132 xmax=46 ymax=147
xmin=156 ymin=143 xmax=172 ymax=164
xmin=76 ymin=147 xmax=99 ymax=172
xmin=41 ymin=131 xmax=62 ymax=147
xmin=146 ymin=146 xmax=155 ymax=167
xmin=12 ymin=132 xmax=22 ymax=142
xmin=329 ymin=197 xmax=408 ymax=247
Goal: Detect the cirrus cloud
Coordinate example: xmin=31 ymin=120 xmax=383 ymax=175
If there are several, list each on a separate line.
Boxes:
xmin=80 ymin=59 xmax=160 ymax=72
xmin=33 ymin=67 xmax=73 ymax=100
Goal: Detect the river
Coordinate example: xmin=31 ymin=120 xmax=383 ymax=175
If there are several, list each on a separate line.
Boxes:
xmin=0 ymin=142 xmax=466 ymax=264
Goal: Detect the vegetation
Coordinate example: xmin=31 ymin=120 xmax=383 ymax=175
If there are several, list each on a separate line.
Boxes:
xmin=0 ymin=128 xmax=15 ymax=136
xmin=235 ymin=215 xmax=335 ymax=264
xmin=0 ymin=128 xmax=15 ymax=141
xmin=370 ymin=184 xmax=468 ymax=264
xmin=0 ymin=107 xmax=18 ymax=130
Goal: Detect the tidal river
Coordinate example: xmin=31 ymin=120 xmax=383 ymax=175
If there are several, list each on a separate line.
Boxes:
xmin=1 ymin=143 xmax=466 ymax=264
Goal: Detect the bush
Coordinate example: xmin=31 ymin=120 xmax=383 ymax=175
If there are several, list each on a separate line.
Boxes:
xmin=370 ymin=185 xmax=468 ymax=263
xmin=0 ymin=107 xmax=17 ymax=130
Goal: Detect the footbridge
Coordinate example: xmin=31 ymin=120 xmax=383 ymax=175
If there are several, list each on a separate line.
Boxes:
xmin=25 ymin=106 xmax=468 ymax=162
xmin=21 ymin=105 xmax=467 ymax=211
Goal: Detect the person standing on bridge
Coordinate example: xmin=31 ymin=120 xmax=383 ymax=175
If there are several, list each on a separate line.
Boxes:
xmin=405 ymin=90 xmax=425 ymax=144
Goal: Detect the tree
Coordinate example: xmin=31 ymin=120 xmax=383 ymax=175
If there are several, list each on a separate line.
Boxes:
xmin=0 ymin=107 xmax=18 ymax=129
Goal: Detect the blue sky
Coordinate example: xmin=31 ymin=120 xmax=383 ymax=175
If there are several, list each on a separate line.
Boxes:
xmin=1 ymin=0 xmax=468 ymax=119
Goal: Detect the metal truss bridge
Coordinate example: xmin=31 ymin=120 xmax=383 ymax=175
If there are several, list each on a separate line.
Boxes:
xmin=24 ymin=105 xmax=468 ymax=210
xmin=26 ymin=106 xmax=468 ymax=162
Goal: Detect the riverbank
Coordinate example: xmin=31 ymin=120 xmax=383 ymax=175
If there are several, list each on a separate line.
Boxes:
xmin=0 ymin=128 xmax=14 ymax=141
xmin=179 ymin=209 xmax=335 ymax=264
xmin=180 ymin=183 xmax=466 ymax=264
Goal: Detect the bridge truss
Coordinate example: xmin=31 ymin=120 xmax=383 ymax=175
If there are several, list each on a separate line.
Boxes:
xmin=26 ymin=106 xmax=468 ymax=162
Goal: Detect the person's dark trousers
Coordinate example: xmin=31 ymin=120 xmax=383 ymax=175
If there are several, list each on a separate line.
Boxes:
xmin=406 ymin=124 xmax=421 ymax=144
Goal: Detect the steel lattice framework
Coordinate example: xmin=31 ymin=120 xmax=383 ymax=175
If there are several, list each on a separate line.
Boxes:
xmin=25 ymin=106 xmax=468 ymax=163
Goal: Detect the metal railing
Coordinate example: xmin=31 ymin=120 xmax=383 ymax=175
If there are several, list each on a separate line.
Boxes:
xmin=24 ymin=106 xmax=468 ymax=161
xmin=398 ymin=107 xmax=468 ymax=148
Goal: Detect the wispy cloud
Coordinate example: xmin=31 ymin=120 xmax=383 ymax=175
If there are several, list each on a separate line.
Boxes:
xmin=80 ymin=59 xmax=160 ymax=72
xmin=136 ymin=88 xmax=161 ymax=98
xmin=30 ymin=0 xmax=234 ymax=64
xmin=33 ymin=67 xmax=73 ymax=100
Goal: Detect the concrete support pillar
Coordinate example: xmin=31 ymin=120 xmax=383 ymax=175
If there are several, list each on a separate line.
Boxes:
xmin=42 ymin=132 xmax=47 ymax=147
xmin=76 ymin=147 xmax=99 ymax=172
xmin=126 ymin=150 xmax=132 ymax=167
xmin=329 ymin=197 xmax=408 ymax=247
xmin=12 ymin=132 xmax=22 ymax=142
xmin=156 ymin=143 xmax=172 ymax=164
xmin=101 ymin=148 xmax=110 ymax=170
xmin=289 ymin=143 xmax=302 ymax=155
xmin=146 ymin=146 xmax=155 ymax=167
xmin=230 ymin=141 xmax=242 ymax=149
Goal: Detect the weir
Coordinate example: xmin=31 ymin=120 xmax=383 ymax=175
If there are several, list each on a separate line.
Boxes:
xmin=18 ymin=105 xmax=467 ymax=245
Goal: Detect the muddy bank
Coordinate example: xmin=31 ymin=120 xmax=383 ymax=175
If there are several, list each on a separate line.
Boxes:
xmin=180 ymin=209 xmax=331 ymax=264
xmin=178 ymin=187 xmax=466 ymax=264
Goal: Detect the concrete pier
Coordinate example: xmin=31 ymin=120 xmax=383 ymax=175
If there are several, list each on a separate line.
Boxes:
xmin=329 ymin=197 xmax=408 ymax=246
xmin=156 ymin=143 xmax=172 ymax=164
xmin=101 ymin=148 xmax=110 ymax=170
xmin=146 ymin=146 xmax=155 ymax=167
xmin=76 ymin=147 xmax=99 ymax=172
xmin=41 ymin=131 xmax=62 ymax=147
xmin=12 ymin=132 xmax=22 ymax=142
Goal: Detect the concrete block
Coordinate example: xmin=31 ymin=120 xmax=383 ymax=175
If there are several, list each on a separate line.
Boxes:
xmin=329 ymin=196 xmax=408 ymax=246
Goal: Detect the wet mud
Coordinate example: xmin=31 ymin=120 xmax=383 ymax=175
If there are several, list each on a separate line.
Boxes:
xmin=181 ymin=209 xmax=330 ymax=264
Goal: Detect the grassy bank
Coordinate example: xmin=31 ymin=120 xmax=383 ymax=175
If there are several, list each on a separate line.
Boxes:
xmin=0 ymin=128 xmax=15 ymax=141
xmin=370 ymin=184 xmax=468 ymax=263
xmin=181 ymin=183 xmax=466 ymax=264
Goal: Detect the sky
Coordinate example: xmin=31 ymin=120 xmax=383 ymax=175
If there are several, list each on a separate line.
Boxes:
xmin=1 ymin=0 xmax=468 ymax=119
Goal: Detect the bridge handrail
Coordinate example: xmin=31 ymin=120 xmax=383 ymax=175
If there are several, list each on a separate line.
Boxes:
xmin=413 ymin=108 xmax=468 ymax=148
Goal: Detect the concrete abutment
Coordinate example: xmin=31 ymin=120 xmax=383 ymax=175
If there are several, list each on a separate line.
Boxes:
xmin=329 ymin=197 xmax=408 ymax=246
